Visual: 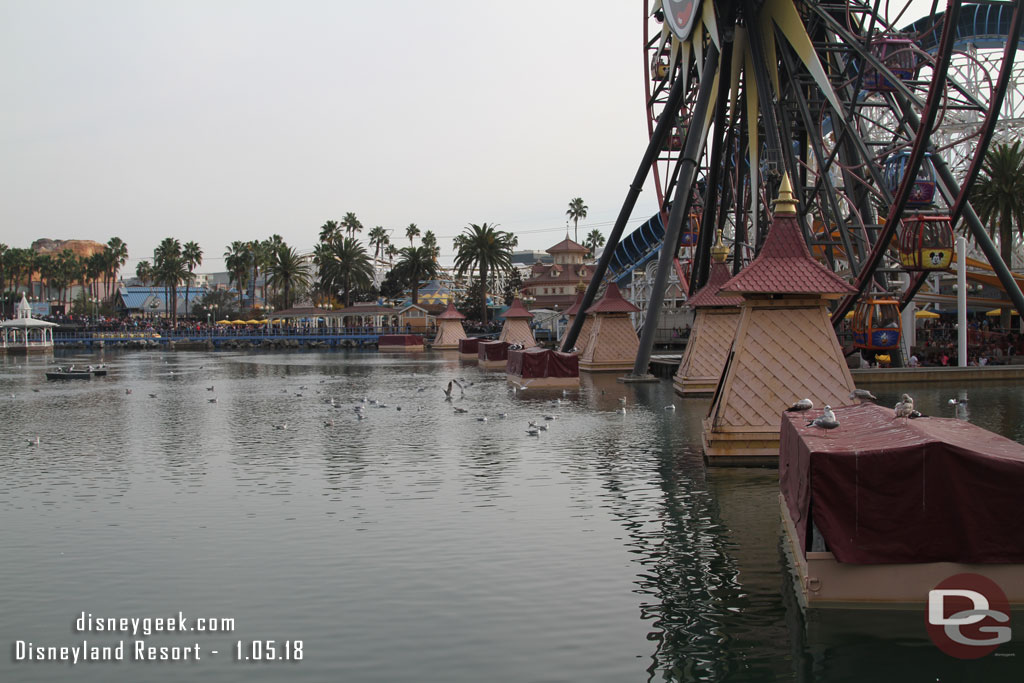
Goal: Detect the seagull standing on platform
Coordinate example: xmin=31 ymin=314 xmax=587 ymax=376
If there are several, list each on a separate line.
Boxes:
xmin=807 ymin=405 xmax=839 ymax=433
xmin=786 ymin=398 xmax=813 ymax=412
xmin=894 ymin=394 xmax=915 ymax=423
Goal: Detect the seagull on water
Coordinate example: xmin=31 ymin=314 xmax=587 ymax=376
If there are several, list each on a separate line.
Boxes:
xmin=477 ymin=416 xmax=488 ymax=422
xmin=27 ymin=436 xmax=40 ymax=446
xmin=543 ymin=415 xmax=556 ymax=421
xmin=948 ymin=395 xmax=969 ymax=405
xmin=664 ymin=404 xmax=677 ymax=411
xmin=786 ymin=398 xmax=813 ymax=412
xmin=526 ymin=427 xmax=540 ymax=436
xmin=273 ymin=423 xmax=288 ymax=430
xmin=206 ymin=386 xmax=215 ymax=392
xmin=454 ymin=407 xmax=469 ymax=414
xmin=617 ymin=407 xmax=626 ymax=415
xmin=807 ymin=405 xmax=840 ymax=433
xmin=323 ymin=419 xmax=334 ymax=427
xmin=849 ymin=389 xmax=877 ymax=402
xmin=498 ymin=413 xmax=508 ymax=419
xmin=208 ymin=398 xmax=218 ymax=403
xmin=125 ymin=389 xmax=133 ymax=395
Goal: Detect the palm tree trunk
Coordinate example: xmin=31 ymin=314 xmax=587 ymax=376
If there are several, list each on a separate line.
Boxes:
xmin=1001 ymin=214 xmax=1013 ymax=331
xmin=480 ymin=264 xmax=488 ymax=324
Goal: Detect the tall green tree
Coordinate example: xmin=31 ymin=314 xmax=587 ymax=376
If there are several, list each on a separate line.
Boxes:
xmin=393 ymin=245 xmax=439 ymax=306
xmin=318 ymin=237 xmax=374 ymax=307
xmin=566 ymin=197 xmax=588 ymax=243
xmin=153 ymin=237 xmax=188 ymax=323
xmin=342 ymin=212 xmax=363 ymax=239
xmin=584 ymin=228 xmax=605 ymax=258
xmin=319 ymin=220 xmax=342 ymax=245
xmin=266 ymin=244 xmax=311 ymax=310
xmin=224 ymin=241 xmax=253 ymax=310
xmin=182 ymin=241 xmax=203 ymax=318
xmin=368 ymin=226 xmax=390 ymax=260
xmin=421 ymin=230 xmax=440 ymax=261
xmin=971 ymin=141 xmax=1024 ymax=330
xmin=405 ymin=223 xmax=420 ymax=247
xmin=105 ymin=236 xmax=129 ymax=299
xmin=452 ymin=222 xmax=515 ymax=323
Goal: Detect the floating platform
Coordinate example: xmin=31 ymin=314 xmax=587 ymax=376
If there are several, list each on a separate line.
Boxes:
xmin=458 ymin=337 xmax=480 ymax=360
xmin=506 ymin=348 xmax=579 ymax=389
xmin=378 ymin=334 xmax=424 ymax=352
xmin=779 ymin=403 xmax=1024 ymax=609
xmin=477 ymin=340 xmax=511 ymax=370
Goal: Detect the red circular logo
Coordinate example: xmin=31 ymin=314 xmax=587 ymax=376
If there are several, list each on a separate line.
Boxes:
xmin=926 ymin=573 xmax=1011 ymax=659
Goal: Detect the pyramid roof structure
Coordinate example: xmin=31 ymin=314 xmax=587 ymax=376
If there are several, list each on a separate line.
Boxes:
xmin=586 ymin=283 xmax=639 ymax=315
xmin=500 ymin=297 xmax=534 ymax=319
xmin=718 ymin=176 xmax=856 ymax=297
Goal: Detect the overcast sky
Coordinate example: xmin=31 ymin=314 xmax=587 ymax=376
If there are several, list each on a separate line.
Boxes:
xmin=1 ymin=1 xmax=942 ymax=273
xmin=1 ymin=0 xmax=666 ymax=272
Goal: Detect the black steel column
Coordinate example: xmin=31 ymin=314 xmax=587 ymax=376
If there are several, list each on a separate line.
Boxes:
xmin=631 ymin=44 xmax=721 ymax=377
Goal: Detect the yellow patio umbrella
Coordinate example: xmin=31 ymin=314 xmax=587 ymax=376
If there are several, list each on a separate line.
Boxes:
xmin=231 ymin=319 xmax=247 ymax=325
xmin=915 ymin=310 xmax=941 ymax=319
xmin=843 ymin=310 xmax=854 ymax=319
xmin=986 ymin=308 xmax=1019 ymax=316
xmin=246 ymin=319 xmax=263 ymax=324
xmin=216 ymin=319 xmax=232 ymax=324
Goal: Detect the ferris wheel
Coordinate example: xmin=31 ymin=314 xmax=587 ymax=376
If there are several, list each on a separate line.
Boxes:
xmin=641 ymin=0 xmax=1024 ymax=318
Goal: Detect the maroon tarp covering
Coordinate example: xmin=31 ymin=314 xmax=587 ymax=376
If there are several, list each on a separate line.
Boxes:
xmin=378 ymin=335 xmax=423 ymax=346
xmin=477 ymin=340 xmax=510 ymax=361
xmin=780 ymin=403 xmax=1024 ymax=564
xmin=458 ymin=338 xmax=480 ymax=354
xmin=507 ymin=348 xmax=579 ymax=378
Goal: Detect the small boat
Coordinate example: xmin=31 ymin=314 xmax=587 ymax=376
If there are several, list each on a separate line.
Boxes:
xmin=45 ymin=366 xmax=93 ymax=380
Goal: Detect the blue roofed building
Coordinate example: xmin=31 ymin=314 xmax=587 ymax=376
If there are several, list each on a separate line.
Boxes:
xmin=113 ymin=286 xmax=211 ymax=318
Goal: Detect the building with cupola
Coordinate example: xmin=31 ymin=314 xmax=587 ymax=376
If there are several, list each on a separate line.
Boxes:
xmin=521 ymin=235 xmax=591 ymax=309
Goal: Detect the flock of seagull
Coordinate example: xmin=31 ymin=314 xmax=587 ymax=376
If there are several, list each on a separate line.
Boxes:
xmin=783 ymin=386 xmax=968 ymax=436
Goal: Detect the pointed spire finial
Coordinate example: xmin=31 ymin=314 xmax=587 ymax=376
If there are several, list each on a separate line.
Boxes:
xmin=773 ymin=173 xmax=799 ymax=215
xmin=710 ymin=229 xmax=729 ymax=264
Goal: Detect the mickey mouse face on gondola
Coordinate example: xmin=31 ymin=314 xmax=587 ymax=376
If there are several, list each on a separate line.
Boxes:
xmin=929 ymin=251 xmax=943 ymax=265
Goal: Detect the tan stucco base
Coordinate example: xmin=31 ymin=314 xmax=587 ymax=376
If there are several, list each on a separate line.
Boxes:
xmin=478 ymin=358 xmax=507 ymax=370
xmin=780 ymin=494 xmax=1024 ymax=609
xmin=701 ymin=417 xmax=780 ymax=467
xmin=672 ymin=375 xmax=718 ymax=396
xmin=379 ymin=344 xmax=423 ymax=352
xmin=579 ymin=360 xmax=633 ymax=373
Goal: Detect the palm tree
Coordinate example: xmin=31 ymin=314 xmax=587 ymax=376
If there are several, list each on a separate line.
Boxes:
xmin=971 ymin=141 xmax=1024 ymax=330
xmin=87 ymin=252 xmax=106 ymax=300
xmin=153 ymin=238 xmax=188 ymax=323
xmin=421 ymin=230 xmax=440 ymax=261
xmin=181 ymin=241 xmax=203 ymax=318
xmin=342 ymin=212 xmax=363 ymax=239
xmin=224 ymin=241 xmax=253 ymax=309
xmin=566 ymin=197 xmax=588 ymax=243
xmin=584 ymin=229 xmax=606 ymax=258
xmin=405 ymin=223 xmax=420 ymax=247
xmin=105 ymin=237 xmax=128 ymax=299
xmin=394 ymin=245 xmax=439 ymax=306
xmin=319 ymin=220 xmax=342 ymax=245
xmin=324 ymin=237 xmax=374 ymax=307
xmin=452 ymin=222 xmax=515 ymax=323
xmin=266 ymin=245 xmax=311 ymax=310
xmin=368 ymin=226 xmax=390 ymax=260
xmin=385 ymin=243 xmax=399 ymax=265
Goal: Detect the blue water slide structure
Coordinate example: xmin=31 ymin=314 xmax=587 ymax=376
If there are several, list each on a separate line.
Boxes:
xmin=907 ymin=2 xmax=1023 ymax=52
xmin=604 ymin=213 xmax=667 ymax=286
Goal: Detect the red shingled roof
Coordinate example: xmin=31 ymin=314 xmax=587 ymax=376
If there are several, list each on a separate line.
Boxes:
xmin=436 ymin=302 xmax=466 ymax=320
xmin=586 ymin=282 xmax=640 ymax=314
xmin=500 ymin=297 xmax=534 ymax=319
xmin=563 ymin=291 xmax=586 ymax=316
xmin=687 ymin=261 xmax=741 ymax=308
xmin=718 ymin=213 xmax=856 ymax=296
xmin=545 ymin=236 xmax=589 ymax=254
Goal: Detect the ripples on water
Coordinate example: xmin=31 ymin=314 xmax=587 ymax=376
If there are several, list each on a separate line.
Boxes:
xmin=1 ymin=350 xmax=1021 ymax=683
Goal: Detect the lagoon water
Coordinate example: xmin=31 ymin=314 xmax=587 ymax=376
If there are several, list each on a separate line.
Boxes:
xmin=1 ymin=349 xmax=1022 ymax=682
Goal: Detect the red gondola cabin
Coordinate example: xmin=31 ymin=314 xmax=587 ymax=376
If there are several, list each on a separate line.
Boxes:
xmin=898 ymin=214 xmax=954 ymax=271
xmin=852 ymin=298 xmax=902 ymax=351
xmin=863 ymin=35 xmax=918 ymax=91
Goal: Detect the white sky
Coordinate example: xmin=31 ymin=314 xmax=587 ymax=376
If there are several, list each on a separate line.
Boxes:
xmin=0 ymin=0 xmax=943 ymax=273
xmin=1 ymin=0 xmax=660 ymax=272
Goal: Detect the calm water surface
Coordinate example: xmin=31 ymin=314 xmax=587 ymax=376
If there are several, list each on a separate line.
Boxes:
xmin=1 ymin=350 xmax=1022 ymax=682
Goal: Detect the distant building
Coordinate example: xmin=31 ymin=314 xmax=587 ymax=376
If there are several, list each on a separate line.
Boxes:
xmin=511 ymin=250 xmax=552 ymax=267
xmin=521 ymin=235 xmax=591 ymax=309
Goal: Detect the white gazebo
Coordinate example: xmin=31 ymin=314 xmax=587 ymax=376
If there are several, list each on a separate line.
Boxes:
xmin=2 ymin=294 xmax=58 ymax=354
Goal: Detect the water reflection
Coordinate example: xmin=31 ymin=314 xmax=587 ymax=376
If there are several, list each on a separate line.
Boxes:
xmin=0 ymin=350 xmax=1021 ymax=683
